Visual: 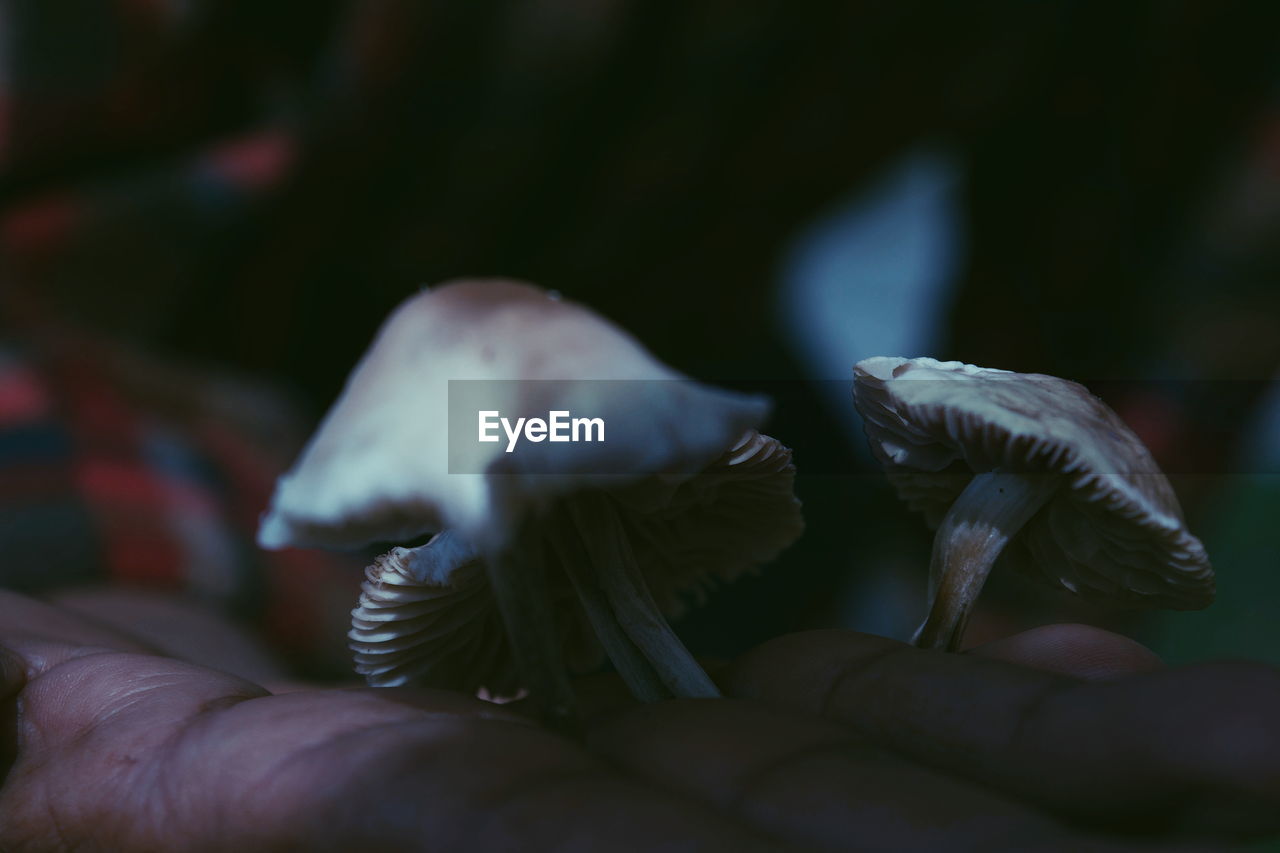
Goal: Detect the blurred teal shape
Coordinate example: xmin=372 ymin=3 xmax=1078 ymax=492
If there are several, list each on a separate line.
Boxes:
xmin=1148 ymin=380 xmax=1280 ymax=665
xmin=778 ymin=146 xmax=963 ymax=407
xmin=1148 ymin=474 xmax=1280 ymax=666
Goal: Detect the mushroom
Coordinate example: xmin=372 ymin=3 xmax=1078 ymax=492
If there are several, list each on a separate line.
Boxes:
xmin=258 ymin=279 xmax=803 ymax=723
xmin=852 ymin=356 xmax=1214 ymax=652
xmin=348 ymin=431 xmax=800 ymax=700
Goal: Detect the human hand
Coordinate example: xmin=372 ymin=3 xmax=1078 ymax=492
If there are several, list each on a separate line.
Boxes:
xmin=719 ymin=623 xmax=1280 ymax=847
xmin=1 ymin=590 xmax=1275 ymax=851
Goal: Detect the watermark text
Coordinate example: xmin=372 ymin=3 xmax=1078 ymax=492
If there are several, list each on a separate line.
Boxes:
xmin=478 ymin=410 xmax=605 ymax=453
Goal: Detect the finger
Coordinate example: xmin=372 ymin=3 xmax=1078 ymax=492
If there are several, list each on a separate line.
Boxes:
xmin=50 ymin=588 xmax=288 ymax=683
xmin=0 ymin=590 xmax=157 ymax=660
xmin=587 ymin=699 xmax=1200 ymax=852
xmin=123 ymin=688 xmax=777 ymax=851
xmin=1 ymin=653 xmax=776 ymax=852
xmin=727 ymin=630 xmax=1280 ymax=838
xmin=262 ymin=700 xmax=779 ymax=853
xmin=969 ymin=624 xmax=1165 ymax=682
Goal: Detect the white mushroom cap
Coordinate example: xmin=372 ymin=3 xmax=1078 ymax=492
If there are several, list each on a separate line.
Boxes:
xmin=257 ymin=279 xmax=768 ymax=552
xmin=853 ymin=356 xmax=1214 ymax=609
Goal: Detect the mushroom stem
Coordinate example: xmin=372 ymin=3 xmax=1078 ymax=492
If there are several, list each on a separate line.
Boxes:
xmin=914 ymin=471 xmax=1061 ymax=652
xmin=568 ymin=497 xmax=721 ymax=699
xmin=550 ymin=517 xmax=672 ymax=703
xmin=485 ymin=525 xmax=580 ymax=732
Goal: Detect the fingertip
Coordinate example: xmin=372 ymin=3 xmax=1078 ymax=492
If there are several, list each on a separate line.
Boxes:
xmin=968 ymin=623 xmax=1164 ymax=682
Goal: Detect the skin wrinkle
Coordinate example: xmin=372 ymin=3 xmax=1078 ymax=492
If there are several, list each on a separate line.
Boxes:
xmin=777 ymin=643 xmax=1094 ymax=788
xmin=816 ymin=644 xmax=912 ymax=724
xmin=256 ymin=705 xmax=693 ymax=851
xmin=621 ymin=708 xmax=859 ymax=812
xmin=359 ymin=722 xmax=575 ymax=850
xmin=999 ymin=676 xmax=1075 ymax=770
xmin=582 ymin=704 xmax=815 ymax=851
xmin=193 ymin=691 xmax=267 ymax=717
xmin=727 ymin=748 xmax=898 ymax=853
xmin=472 ymin=763 xmax=610 ymax=818
xmin=21 ymin=675 xmax=218 ymax=848
xmin=111 ymin=729 xmax=177 ymax=851
xmin=20 ymin=653 xmax=259 ymax=754
xmin=3 ymin=729 xmax=163 ymax=852
xmin=92 ymin=670 xmax=260 ymax=734
xmin=586 ymin=701 xmax=1128 ymax=853
xmin=831 ymin=646 xmax=1072 ymax=769
xmin=154 ymin=693 xmax=290 ymax=847
xmin=724 ymin=740 xmax=859 ymax=816
xmin=183 ymin=700 xmax=513 ymax=847
xmin=833 ymin=650 xmax=970 ymax=763
xmin=461 ymin=763 xmax=755 ymax=853
xmin=294 ymin=713 xmax=777 ymax=853
xmin=40 ymin=795 xmax=74 ymax=853
xmin=121 ymin=705 xmax=458 ymax=847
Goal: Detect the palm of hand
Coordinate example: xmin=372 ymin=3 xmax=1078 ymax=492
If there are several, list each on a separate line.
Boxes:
xmin=1 ymin=592 xmax=1278 ymax=852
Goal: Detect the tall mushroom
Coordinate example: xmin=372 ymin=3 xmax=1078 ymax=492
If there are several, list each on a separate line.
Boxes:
xmin=852 ymin=356 xmax=1213 ymax=652
xmin=258 ymin=280 xmax=802 ymax=724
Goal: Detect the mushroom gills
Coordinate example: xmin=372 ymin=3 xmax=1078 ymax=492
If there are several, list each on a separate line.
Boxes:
xmin=914 ymin=470 xmax=1061 ymax=651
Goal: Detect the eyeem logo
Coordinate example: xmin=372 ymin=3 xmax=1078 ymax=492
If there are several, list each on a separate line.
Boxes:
xmin=478 ymin=410 xmax=605 ymax=453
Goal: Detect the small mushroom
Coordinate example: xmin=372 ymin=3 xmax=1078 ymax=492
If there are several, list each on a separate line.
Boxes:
xmin=852 ymin=356 xmax=1214 ymax=652
xmin=259 ymin=279 xmax=802 ymax=723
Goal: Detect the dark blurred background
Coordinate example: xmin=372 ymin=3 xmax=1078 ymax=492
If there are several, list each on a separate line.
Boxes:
xmin=1 ymin=0 xmax=1278 ymax=673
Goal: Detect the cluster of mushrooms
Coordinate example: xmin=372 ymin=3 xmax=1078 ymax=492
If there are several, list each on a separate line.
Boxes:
xmin=258 ymin=279 xmax=1214 ymax=727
